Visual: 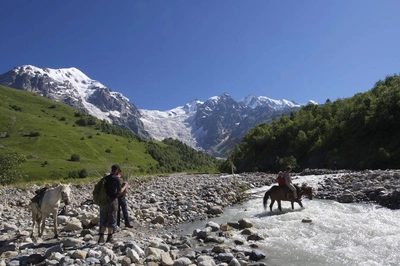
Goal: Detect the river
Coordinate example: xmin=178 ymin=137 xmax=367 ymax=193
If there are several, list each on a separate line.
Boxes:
xmin=180 ymin=174 xmax=400 ymax=266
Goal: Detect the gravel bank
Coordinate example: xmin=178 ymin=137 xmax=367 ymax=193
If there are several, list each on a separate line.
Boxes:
xmin=0 ymin=170 xmax=399 ymax=265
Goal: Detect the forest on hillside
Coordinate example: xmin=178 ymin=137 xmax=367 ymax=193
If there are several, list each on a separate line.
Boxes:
xmin=219 ymin=74 xmax=400 ymax=173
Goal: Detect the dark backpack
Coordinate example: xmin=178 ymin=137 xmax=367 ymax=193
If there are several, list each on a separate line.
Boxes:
xmin=92 ymin=177 xmax=109 ymax=206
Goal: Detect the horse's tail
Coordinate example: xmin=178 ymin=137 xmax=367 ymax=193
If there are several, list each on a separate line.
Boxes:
xmin=263 ymin=189 xmax=271 ymax=210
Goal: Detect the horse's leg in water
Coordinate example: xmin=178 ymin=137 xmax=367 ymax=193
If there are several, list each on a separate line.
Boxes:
xmin=291 ymin=201 xmax=294 ymax=209
xmin=269 ymin=199 xmax=275 ymax=212
xmin=277 ymin=200 xmax=282 ymax=211
xmin=297 ymin=201 xmax=304 ymax=208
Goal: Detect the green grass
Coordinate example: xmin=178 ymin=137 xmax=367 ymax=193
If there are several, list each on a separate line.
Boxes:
xmin=0 ymin=85 xmax=218 ymax=184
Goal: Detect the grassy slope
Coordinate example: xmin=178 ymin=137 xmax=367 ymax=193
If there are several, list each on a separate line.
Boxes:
xmin=0 ymin=85 xmax=159 ymax=183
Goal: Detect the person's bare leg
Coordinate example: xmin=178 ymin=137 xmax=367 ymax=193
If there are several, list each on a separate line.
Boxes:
xmin=98 ymin=226 xmax=106 ymax=243
xmin=106 ymin=228 xmax=114 ymax=243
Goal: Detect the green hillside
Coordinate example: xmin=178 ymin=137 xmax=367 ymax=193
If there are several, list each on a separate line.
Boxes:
xmin=0 ymin=86 xmax=219 ymax=184
xmin=220 ymin=74 xmax=400 ymax=173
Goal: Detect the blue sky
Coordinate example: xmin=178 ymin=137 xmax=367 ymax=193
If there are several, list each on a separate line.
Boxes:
xmin=1 ymin=0 xmax=400 ymax=110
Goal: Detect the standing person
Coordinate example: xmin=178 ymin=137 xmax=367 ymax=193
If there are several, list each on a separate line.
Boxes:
xmin=98 ymin=164 xmax=127 ymax=243
xmin=117 ymin=173 xmax=133 ymax=228
xmin=283 ymin=165 xmax=297 ymax=200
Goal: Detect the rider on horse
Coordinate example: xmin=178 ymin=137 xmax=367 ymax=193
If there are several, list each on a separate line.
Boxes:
xmin=283 ymin=166 xmax=298 ymax=200
xmin=277 ymin=168 xmax=299 ymax=201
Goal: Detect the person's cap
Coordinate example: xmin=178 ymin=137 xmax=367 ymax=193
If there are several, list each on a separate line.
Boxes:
xmin=111 ymin=164 xmax=122 ymax=172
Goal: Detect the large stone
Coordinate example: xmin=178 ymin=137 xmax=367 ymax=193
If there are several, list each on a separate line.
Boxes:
xmin=45 ymin=245 xmax=63 ymax=259
xmin=249 ymin=250 xmax=266 ymax=261
xmin=206 ymin=221 xmax=220 ymax=231
xmin=238 ymin=218 xmax=253 ymax=229
xmin=71 ymin=250 xmax=87 ymax=259
xmin=3 ymin=223 xmax=18 ymax=231
xmin=152 ymin=216 xmax=165 ymax=224
xmin=127 ymin=248 xmax=140 ymax=263
xmin=217 ymin=252 xmax=235 ymax=263
xmin=161 ymin=252 xmax=174 ymax=266
xmin=62 ymin=237 xmax=84 ymax=247
xmin=197 ymin=227 xmax=212 ymax=239
xmin=172 ymin=257 xmax=192 ymax=266
xmin=145 ymin=247 xmax=165 ymax=261
xmin=63 ymin=219 xmax=83 ymax=231
xmin=227 ymin=222 xmax=240 ymax=229
xmin=338 ymin=194 xmax=354 ymax=203
xmin=197 ymin=255 xmax=216 ymax=266
xmin=27 ymin=254 xmax=45 ymax=264
xmin=228 ymin=258 xmax=241 ymax=266
xmin=352 ymin=182 xmax=363 ymax=191
xmin=150 ymin=241 xmax=170 ymax=252
xmin=247 ymin=233 xmax=265 ymax=241
xmin=207 ymin=206 xmax=223 ymax=215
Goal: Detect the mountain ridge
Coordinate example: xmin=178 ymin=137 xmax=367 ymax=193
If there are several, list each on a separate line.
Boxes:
xmin=0 ymin=65 xmax=316 ymax=157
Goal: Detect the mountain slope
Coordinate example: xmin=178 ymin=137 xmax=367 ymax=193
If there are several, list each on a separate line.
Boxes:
xmin=0 ymin=85 xmax=218 ymax=183
xmin=0 ymin=65 xmax=149 ymax=139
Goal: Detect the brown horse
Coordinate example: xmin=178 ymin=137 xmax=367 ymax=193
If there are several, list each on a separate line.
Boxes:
xmin=263 ymin=184 xmax=313 ymax=211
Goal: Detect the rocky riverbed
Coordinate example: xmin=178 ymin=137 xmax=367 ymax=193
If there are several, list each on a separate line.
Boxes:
xmin=303 ymin=168 xmax=400 ymax=209
xmin=0 ymin=170 xmax=399 ymax=266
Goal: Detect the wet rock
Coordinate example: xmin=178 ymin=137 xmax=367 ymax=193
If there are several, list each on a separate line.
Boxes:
xmin=238 ymin=218 xmax=253 ymax=229
xmin=338 ymin=193 xmax=354 ymax=203
xmin=207 ymin=206 xmax=223 ymax=215
xmin=247 ymin=233 xmax=265 ymax=241
xmin=249 ymin=250 xmax=266 ymax=261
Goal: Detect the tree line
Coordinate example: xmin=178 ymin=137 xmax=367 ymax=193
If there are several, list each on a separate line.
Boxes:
xmin=219 ymin=74 xmax=400 ymax=173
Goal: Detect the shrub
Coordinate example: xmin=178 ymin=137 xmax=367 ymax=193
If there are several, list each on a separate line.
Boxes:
xmin=68 ymin=171 xmax=79 ymax=179
xmin=70 ymin=154 xmax=80 ymax=162
xmin=78 ymin=169 xmax=88 ymax=178
xmin=29 ymin=131 xmax=40 ymax=137
xmin=10 ymin=105 xmax=22 ymax=111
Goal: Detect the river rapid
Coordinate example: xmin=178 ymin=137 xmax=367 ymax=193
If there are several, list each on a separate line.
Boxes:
xmin=180 ymin=174 xmax=400 ymax=266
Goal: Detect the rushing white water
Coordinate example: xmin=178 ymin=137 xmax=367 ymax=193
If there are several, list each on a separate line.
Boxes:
xmin=181 ymin=174 xmax=400 ymax=266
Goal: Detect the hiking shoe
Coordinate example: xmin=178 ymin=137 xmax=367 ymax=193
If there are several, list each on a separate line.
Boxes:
xmin=126 ymin=224 xmax=134 ymax=228
xmin=98 ymin=234 xmax=105 ymax=244
xmin=106 ymin=234 xmax=114 ymax=243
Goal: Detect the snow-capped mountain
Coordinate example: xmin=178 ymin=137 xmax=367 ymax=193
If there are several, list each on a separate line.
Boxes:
xmin=140 ymin=92 xmax=310 ymax=157
xmin=240 ymin=94 xmax=301 ymax=109
xmin=140 ymin=99 xmax=204 ymax=151
xmin=0 ymin=65 xmax=149 ymax=138
xmin=0 ymin=65 xmax=315 ymax=157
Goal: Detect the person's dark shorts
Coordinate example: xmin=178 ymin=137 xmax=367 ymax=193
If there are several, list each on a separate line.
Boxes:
xmin=101 ymin=198 xmax=118 ymax=228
